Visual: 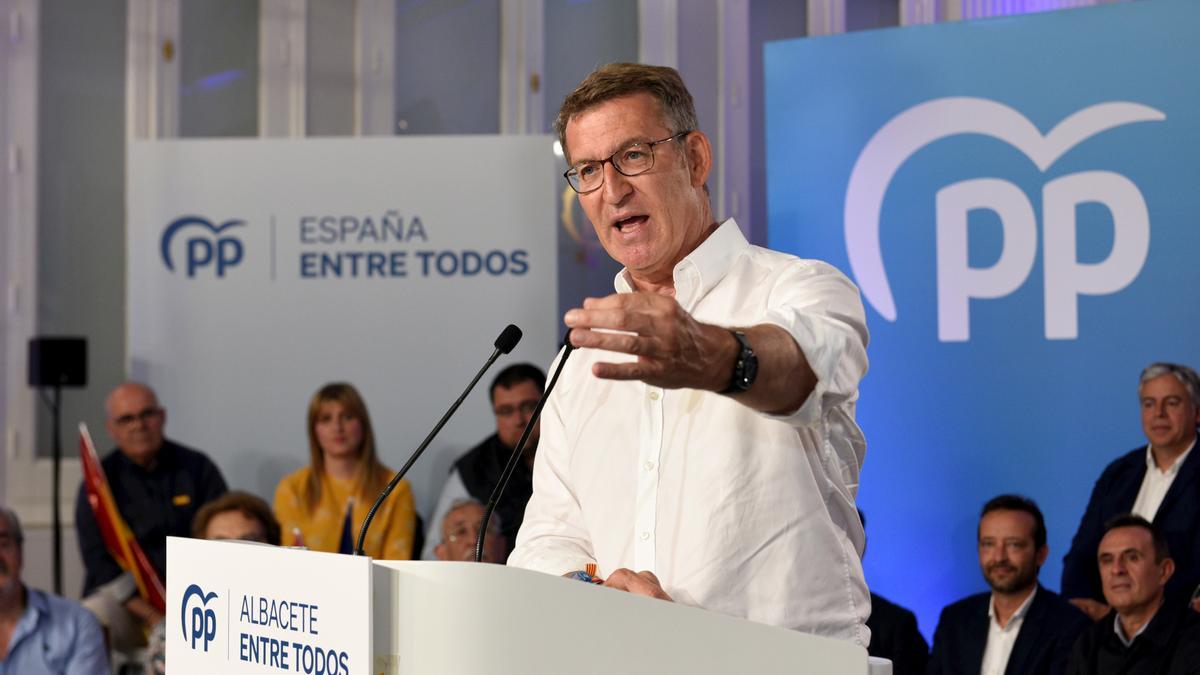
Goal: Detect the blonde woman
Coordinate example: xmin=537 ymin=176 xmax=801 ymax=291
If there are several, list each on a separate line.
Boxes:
xmin=274 ymin=383 xmax=415 ymax=558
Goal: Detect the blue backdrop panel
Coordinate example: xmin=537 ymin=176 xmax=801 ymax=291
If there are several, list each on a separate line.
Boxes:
xmin=765 ymin=0 xmax=1199 ymax=638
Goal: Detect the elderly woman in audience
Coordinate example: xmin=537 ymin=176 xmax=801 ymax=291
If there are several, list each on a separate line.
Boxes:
xmin=273 ymin=383 xmax=415 ymax=558
xmin=192 ymin=491 xmax=282 ymax=544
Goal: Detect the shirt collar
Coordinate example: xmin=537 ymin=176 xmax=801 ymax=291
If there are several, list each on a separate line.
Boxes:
xmin=988 ymin=584 xmax=1037 ymax=627
xmin=23 ymin=584 xmax=48 ymax=616
xmin=613 ymin=219 xmax=750 ymax=311
xmin=114 ymin=440 xmax=172 ymax=473
xmin=1145 ymin=438 xmax=1195 ymax=476
xmin=1113 ymin=606 xmax=1156 ymax=648
xmin=13 ymin=584 xmax=47 ymax=635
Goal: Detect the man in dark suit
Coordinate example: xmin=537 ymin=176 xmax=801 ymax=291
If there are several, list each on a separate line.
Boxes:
xmin=1067 ymin=515 xmax=1200 ymax=675
xmin=929 ymin=495 xmax=1089 ymax=675
xmin=1061 ymin=362 xmax=1200 ymax=621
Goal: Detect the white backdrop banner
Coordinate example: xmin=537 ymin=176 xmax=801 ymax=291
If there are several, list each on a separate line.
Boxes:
xmin=127 ymin=137 xmax=558 ymax=518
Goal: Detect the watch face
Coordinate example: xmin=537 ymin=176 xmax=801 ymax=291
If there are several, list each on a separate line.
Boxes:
xmin=728 ymin=331 xmax=757 ymax=393
xmin=742 ymin=350 xmax=758 ymax=388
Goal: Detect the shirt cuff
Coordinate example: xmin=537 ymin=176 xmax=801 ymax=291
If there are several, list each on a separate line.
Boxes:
xmin=507 ymin=547 xmax=595 ymax=579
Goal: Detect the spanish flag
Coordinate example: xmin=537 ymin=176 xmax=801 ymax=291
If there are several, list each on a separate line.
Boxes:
xmin=79 ymin=423 xmax=166 ymax=613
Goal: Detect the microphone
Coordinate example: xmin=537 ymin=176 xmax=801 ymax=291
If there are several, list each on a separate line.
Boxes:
xmin=475 ymin=330 xmax=574 ymax=562
xmin=355 ymin=324 xmax=522 ymax=556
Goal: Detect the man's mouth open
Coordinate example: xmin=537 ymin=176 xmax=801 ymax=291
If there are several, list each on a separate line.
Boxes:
xmin=614 ymin=215 xmax=649 ymax=232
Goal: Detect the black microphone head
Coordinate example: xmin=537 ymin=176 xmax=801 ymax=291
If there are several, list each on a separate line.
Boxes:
xmin=495 ymin=324 xmax=522 ymax=354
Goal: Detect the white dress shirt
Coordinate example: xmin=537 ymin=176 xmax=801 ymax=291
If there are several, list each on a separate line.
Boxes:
xmin=979 ymin=586 xmax=1037 ymax=675
xmin=1131 ymin=440 xmax=1194 ymax=520
xmin=508 ymin=219 xmax=871 ymax=645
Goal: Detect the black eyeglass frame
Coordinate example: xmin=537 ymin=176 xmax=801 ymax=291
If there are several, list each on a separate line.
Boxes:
xmin=562 ymin=130 xmax=692 ymax=194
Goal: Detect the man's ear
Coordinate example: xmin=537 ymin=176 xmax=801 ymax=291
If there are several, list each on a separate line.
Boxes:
xmin=1036 ymin=544 xmax=1049 ymax=568
xmin=1160 ymin=556 xmax=1176 ymax=585
xmin=433 ymin=543 xmax=448 ymax=561
xmin=684 ymin=130 xmax=713 ymax=189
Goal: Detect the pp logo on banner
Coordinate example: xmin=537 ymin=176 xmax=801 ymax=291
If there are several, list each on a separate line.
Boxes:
xmin=180 ymin=584 xmax=219 ymax=652
xmin=161 ymin=215 xmax=246 ymax=278
xmin=844 ymin=97 xmax=1165 ymax=341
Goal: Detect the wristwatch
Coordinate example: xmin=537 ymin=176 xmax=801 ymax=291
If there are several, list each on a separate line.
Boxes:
xmin=721 ymin=330 xmax=758 ymax=394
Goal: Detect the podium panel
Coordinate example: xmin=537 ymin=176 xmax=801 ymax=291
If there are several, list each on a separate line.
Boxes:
xmin=166 ymin=538 xmax=372 ymax=674
xmin=169 ymin=539 xmax=878 ymax=674
xmin=372 ymin=561 xmax=869 ymax=675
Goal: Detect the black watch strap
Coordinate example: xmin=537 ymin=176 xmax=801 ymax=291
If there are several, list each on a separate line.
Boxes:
xmin=721 ymin=330 xmax=758 ymax=394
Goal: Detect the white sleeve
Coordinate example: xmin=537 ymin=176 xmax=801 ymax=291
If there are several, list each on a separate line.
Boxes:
xmin=759 ymin=260 xmax=869 ymax=427
xmin=506 ymin=350 xmax=596 ymax=576
xmin=421 ymin=469 xmax=470 ymax=560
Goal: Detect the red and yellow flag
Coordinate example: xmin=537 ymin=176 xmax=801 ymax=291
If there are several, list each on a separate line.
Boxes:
xmin=79 ymin=423 xmax=166 ymax=613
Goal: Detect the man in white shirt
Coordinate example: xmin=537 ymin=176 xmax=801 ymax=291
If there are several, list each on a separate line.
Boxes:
xmin=507 ymin=63 xmax=871 ymax=645
xmin=1062 ymin=363 xmax=1200 ymax=621
xmin=928 ymin=495 xmax=1089 ymax=675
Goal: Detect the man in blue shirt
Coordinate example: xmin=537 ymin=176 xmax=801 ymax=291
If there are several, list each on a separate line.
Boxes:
xmin=0 ymin=506 xmax=109 ymax=674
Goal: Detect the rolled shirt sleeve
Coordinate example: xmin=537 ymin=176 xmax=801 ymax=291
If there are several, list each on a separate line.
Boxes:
xmin=761 ymin=260 xmax=869 ymax=428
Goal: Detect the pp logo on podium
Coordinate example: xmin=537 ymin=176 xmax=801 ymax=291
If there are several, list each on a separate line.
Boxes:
xmin=181 ymin=584 xmax=219 ymax=652
xmin=161 ymin=215 xmax=246 ymax=278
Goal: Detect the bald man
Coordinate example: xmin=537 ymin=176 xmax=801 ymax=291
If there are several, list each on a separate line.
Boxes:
xmin=74 ymin=382 xmax=227 ymax=651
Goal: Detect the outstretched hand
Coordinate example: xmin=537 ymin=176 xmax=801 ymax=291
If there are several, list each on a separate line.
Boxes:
xmin=564 ymin=293 xmax=736 ymax=391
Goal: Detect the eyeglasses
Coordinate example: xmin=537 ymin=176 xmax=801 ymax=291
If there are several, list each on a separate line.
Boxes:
xmin=112 ymin=407 xmax=163 ymax=428
xmin=563 ymin=131 xmax=691 ymax=194
xmin=494 ymin=400 xmax=538 ymax=418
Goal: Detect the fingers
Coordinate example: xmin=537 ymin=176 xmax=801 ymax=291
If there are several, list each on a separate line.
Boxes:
xmin=566 ymin=294 xmax=672 ymax=334
xmin=569 ymin=328 xmax=647 ymax=354
xmin=592 ymin=361 xmax=648 ymax=381
xmin=602 ymin=568 xmax=673 ymax=601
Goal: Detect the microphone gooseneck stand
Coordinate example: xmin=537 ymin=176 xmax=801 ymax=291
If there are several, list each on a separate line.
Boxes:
xmin=474 ymin=331 xmax=574 ymax=563
xmin=355 ymin=324 xmax=522 ymax=557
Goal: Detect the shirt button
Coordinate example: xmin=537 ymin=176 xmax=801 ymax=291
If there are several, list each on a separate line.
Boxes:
xmin=643 ymin=461 xmax=655 ymax=472
xmin=649 ymin=390 xmax=660 ymax=401
xmin=640 ymin=531 xmax=650 ymax=541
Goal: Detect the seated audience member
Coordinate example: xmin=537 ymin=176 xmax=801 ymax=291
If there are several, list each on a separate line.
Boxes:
xmin=1067 ymin=515 xmax=1200 ymax=675
xmin=75 ymin=381 xmax=227 ymax=651
xmin=423 ymin=364 xmax=545 ymax=560
xmin=857 ymin=510 xmax=928 ymax=675
xmin=274 ymin=383 xmax=415 ymax=558
xmin=433 ymin=499 xmax=507 ymax=563
xmin=1062 ymin=362 xmax=1200 ymax=621
xmin=192 ymin=491 xmax=282 ymax=544
xmin=929 ymin=495 xmax=1089 ymax=675
xmin=0 ymin=506 xmax=109 ymax=673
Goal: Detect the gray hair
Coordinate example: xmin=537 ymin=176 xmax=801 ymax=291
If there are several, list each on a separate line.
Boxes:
xmin=443 ymin=498 xmax=502 ymax=534
xmin=1139 ymin=362 xmax=1200 ymax=408
xmin=553 ymin=63 xmax=699 ymax=164
xmin=0 ymin=506 xmax=24 ymax=546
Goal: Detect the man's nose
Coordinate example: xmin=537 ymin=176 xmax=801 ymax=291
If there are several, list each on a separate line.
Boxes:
xmin=601 ymin=162 xmax=632 ymax=204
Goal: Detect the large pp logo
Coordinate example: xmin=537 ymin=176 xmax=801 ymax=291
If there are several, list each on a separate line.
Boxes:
xmin=161 ymin=216 xmax=246 ymax=278
xmin=845 ymin=97 xmax=1164 ymax=341
xmin=180 ymin=584 xmax=218 ymax=652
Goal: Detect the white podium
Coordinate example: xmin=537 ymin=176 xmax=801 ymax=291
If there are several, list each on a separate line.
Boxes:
xmin=167 ymin=538 xmax=889 ymax=674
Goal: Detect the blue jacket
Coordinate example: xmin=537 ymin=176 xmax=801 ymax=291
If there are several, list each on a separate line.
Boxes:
xmin=1060 ymin=445 xmax=1200 ymax=606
